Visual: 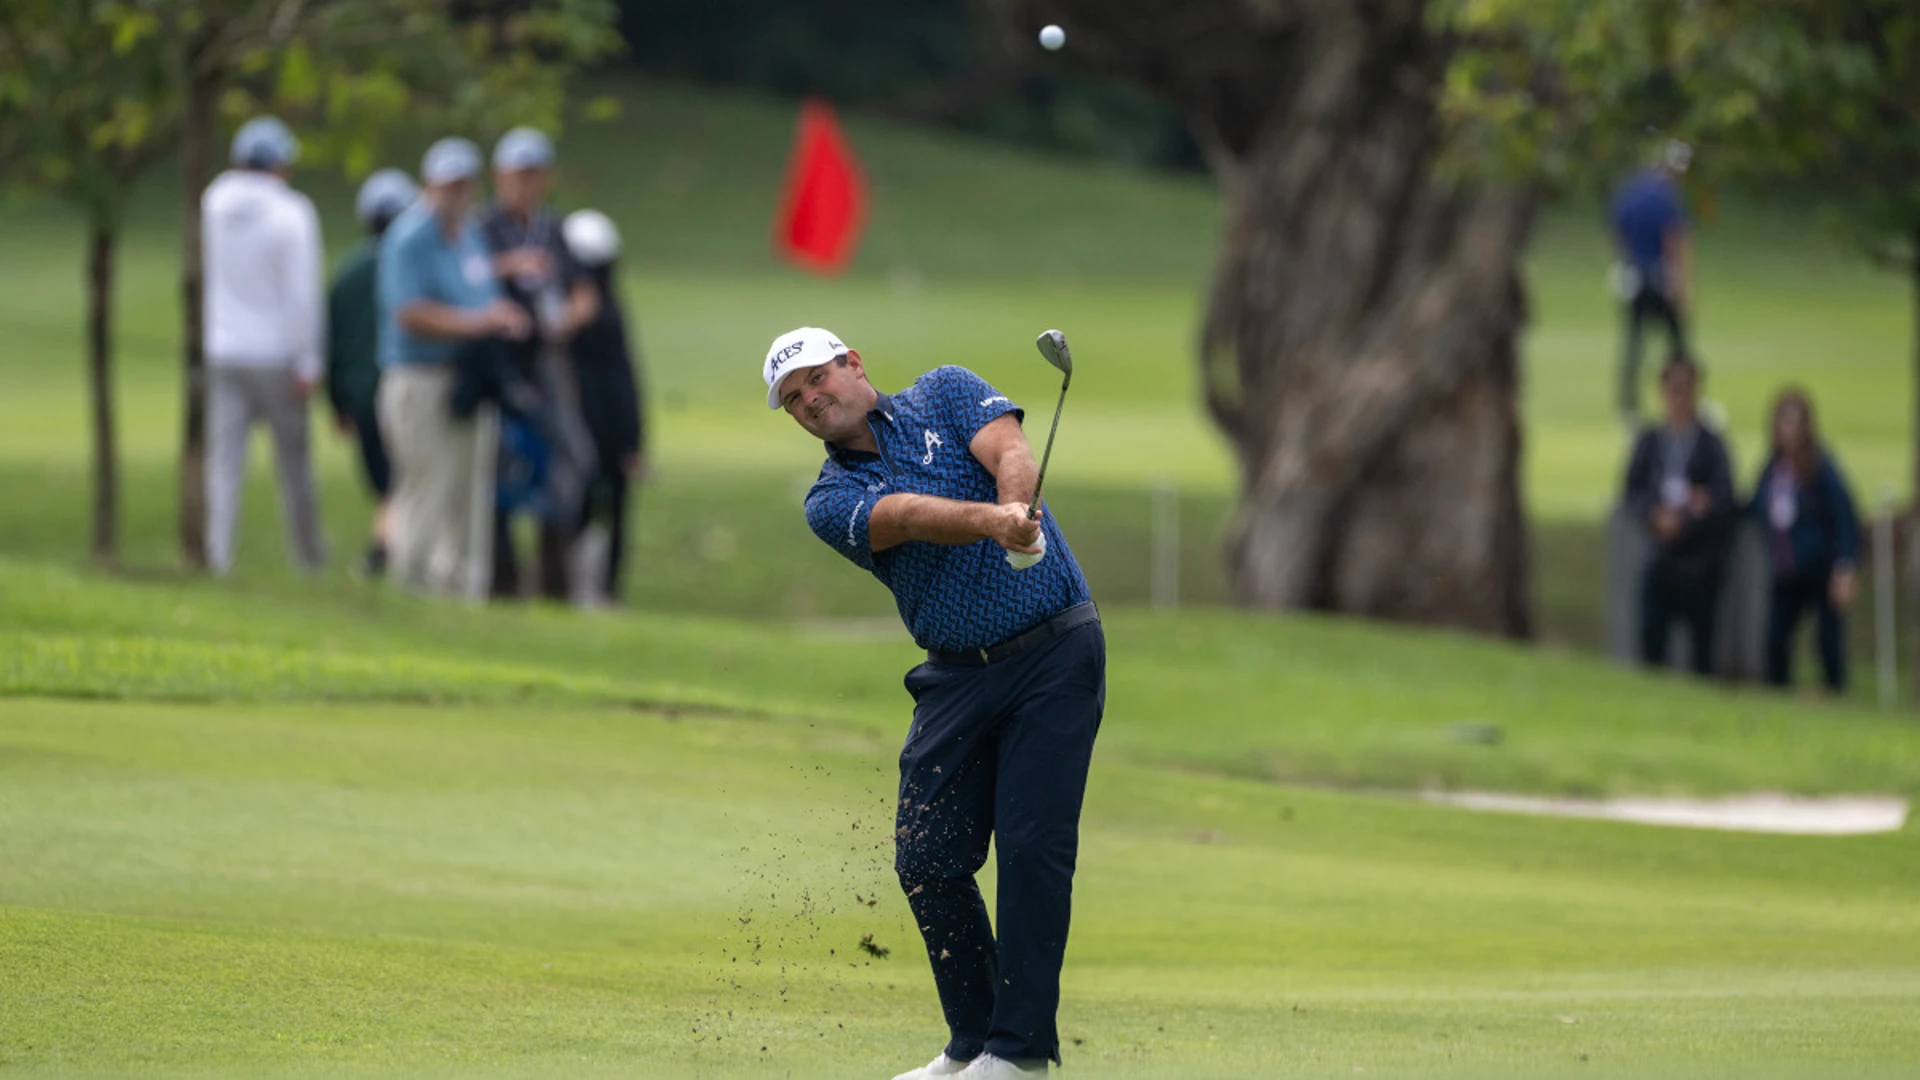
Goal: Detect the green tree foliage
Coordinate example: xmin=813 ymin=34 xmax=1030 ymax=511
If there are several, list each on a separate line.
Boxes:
xmin=1437 ymin=0 xmax=1918 ymax=467
xmin=0 ymin=0 xmax=178 ymax=564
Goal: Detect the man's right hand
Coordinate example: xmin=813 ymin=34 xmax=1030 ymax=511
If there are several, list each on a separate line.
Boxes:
xmin=1651 ymin=506 xmax=1684 ymax=543
xmin=986 ymin=502 xmax=1042 ymax=553
xmin=479 ymin=300 xmax=533 ymax=340
xmin=495 ymin=248 xmax=552 ymax=280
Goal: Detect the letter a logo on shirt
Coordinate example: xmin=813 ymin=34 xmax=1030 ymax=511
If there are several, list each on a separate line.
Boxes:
xmin=922 ymin=429 xmax=943 ymax=465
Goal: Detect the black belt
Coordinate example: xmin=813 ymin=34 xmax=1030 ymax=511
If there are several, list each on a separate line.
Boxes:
xmin=928 ymin=602 xmax=1099 ymax=668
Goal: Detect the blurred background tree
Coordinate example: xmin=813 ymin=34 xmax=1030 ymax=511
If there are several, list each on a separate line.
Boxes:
xmin=1 ymin=0 xmax=179 ymax=566
xmin=974 ymin=0 xmax=1537 ymax=635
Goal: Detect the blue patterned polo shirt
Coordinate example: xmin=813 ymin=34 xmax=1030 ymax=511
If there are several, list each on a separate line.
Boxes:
xmin=803 ymin=365 xmax=1091 ymax=653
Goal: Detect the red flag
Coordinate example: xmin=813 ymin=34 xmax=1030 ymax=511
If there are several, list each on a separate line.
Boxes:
xmin=774 ymin=99 xmax=868 ymax=275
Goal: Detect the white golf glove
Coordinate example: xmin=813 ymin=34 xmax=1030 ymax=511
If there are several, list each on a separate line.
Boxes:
xmin=1006 ymin=532 xmax=1046 ymax=571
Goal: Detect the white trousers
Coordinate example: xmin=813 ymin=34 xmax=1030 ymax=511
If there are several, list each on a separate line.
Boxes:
xmin=377 ymin=365 xmax=480 ymax=595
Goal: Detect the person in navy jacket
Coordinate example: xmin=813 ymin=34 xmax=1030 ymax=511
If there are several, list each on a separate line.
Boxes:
xmin=1749 ymin=389 xmax=1861 ymax=692
xmin=1622 ymin=355 xmax=1735 ymax=675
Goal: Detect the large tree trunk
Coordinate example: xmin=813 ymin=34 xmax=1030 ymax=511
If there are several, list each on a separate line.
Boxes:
xmin=996 ymin=0 xmax=1534 ymax=636
xmin=85 ymin=221 xmax=119 ymax=566
xmin=176 ymin=41 xmax=215 ymax=571
xmin=1203 ymin=36 xmax=1534 ymax=635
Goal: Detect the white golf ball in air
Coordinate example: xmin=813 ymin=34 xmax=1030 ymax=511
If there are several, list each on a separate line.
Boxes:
xmin=1039 ymin=24 xmax=1065 ymax=50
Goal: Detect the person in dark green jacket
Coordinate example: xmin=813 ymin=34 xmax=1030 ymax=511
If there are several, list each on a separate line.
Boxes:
xmin=327 ymin=168 xmax=419 ymax=575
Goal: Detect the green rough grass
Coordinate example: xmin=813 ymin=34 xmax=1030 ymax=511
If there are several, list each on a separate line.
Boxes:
xmin=4 ymin=81 xmax=1920 ymax=1078
xmin=7 ymin=556 xmax=1920 ymax=800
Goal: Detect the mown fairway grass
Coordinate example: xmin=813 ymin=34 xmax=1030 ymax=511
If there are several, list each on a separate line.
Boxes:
xmin=3 ymin=81 xmax=1920 ymax=1078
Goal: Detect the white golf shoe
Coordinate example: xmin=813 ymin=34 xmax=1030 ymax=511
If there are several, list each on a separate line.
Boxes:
xmin=958 ymin=1053 xmax=1047 ymax=1077
xmin=891 ymin=1053 xmax=970 ymax=1080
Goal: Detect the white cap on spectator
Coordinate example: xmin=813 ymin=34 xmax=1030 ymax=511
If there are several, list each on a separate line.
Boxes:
xmin=355 ymin=168 xmax=420 ymax=229
xmin=421 ymin=137 xmax=482 ymax=185
xmin=764 ymin=326 xmax=850 ymax=409
xmin=231 ymin=117 xmax=299 ymax=169
xmin=493 ymin=127 xmax=555 ymax=172
xmin=563 ymin=209 xmax=621 ymax=267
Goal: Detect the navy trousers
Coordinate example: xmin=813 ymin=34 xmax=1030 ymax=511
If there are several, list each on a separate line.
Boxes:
xmin=895 ymin=620 xmax=1106 ymax=1067
xmin=1767 ymin=571 xmax=1847 ymax=691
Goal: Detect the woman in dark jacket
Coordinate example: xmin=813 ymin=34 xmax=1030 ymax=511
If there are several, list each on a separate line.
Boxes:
xmin=1749 ymin=389 xmax=1860 ymax=691
xmin=562 ymin=209 xmax=644 ymax=603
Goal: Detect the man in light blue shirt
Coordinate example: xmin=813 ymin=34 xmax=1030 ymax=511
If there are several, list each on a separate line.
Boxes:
xmin=376 ymin=136 xmax=530 ymax=595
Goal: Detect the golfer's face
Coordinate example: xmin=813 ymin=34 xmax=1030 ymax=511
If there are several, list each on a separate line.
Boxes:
xmin=781 ymin=358 xmax=862 ymax=442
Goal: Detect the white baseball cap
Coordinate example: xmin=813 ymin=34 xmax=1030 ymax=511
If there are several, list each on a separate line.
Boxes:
xmin=563 ymin=208 xmax=621 ymax=266
xmin=764 ymin=326 xmax=850 ymax=409
xmin=493 ymin=127 xmax=554 ymax=172
xmin=231 ymin=116 xmax=299 ymax=169
xmin=421 ymin=137 xmax=481 ymax=185
xmin=354 ymin=168 xmax=420 ymax=229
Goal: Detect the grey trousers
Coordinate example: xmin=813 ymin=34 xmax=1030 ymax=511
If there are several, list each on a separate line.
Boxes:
xmin=205 ymin=365 xmax=325 ymax=575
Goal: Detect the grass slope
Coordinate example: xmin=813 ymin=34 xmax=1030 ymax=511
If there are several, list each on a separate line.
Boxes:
xmin=7 ymin=556 xmax=1920 ymax=799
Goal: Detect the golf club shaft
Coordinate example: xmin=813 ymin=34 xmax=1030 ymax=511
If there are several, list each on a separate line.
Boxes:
xmin=1027 ymin=374 xmax=1070 ymax=520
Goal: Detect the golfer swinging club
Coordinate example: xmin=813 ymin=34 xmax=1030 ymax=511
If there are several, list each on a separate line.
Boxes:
xmin=765 ymin=327 xmax=1104 ymax=1079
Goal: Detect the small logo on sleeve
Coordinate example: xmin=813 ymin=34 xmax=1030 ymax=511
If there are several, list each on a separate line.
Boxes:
xmin=922 ymin=429 xmax=944 ymax=464
xmin=847 ymin=499 xmax=866 ymax=548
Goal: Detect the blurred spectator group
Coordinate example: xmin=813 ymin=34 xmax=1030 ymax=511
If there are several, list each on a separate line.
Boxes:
xmin=1609 ymin=143 xmax=1863 ymax=695
xmin=198 ymin=117 xmax=645 ymax=608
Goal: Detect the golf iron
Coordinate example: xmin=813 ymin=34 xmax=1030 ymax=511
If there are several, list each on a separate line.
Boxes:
xmin=1029 ymin=329 xmax=1073 ymax=521
xmin=1006 ymin=330 xmax=1073 ymax=572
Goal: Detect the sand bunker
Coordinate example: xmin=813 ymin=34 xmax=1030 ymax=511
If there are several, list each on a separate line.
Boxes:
xmin=1424 ymin=791 xmax=1909 ymax=835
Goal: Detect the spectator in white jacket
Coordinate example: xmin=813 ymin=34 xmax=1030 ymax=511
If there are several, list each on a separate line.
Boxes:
xmin=202 ymin=116 xmax=326 ymax=575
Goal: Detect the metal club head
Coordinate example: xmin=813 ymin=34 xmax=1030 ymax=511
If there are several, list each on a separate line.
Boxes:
xmin=1035 ymin=329 xmax=1073 ymax=377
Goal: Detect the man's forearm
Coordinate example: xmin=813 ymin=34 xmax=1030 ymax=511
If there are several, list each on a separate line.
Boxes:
xmin=565 ymin=281 xmax=600 ymax=337
xmin=399 ymin=301 xmax=488 ymax=341
xmin=1667 ymin=232 xmax=1692 ymax=301
xmin=992 ymin=447 xmax=1038 ymax=508
xmin=870 ymin=493 xmax=996 ymax=551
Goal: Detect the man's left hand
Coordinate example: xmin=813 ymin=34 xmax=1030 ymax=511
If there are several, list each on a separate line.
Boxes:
xmin=1832 ymin=568 xmax=1859 ymax=609
xmin=1688 ymin=485 xmax=1712 ymax=517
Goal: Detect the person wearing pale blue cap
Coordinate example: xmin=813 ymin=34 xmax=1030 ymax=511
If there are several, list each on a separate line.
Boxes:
xmin=324 ymin=168 xmax=420 ymax=577
xmin=480 ymin=126 xmax=599 ymax=601
xmin=201 ymin=115 xmax=325 ymax=575
xmin=231 ymin=116 xmax=300 ymax=171
xmin=376 ymin=136 xmax=531 ymax=596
